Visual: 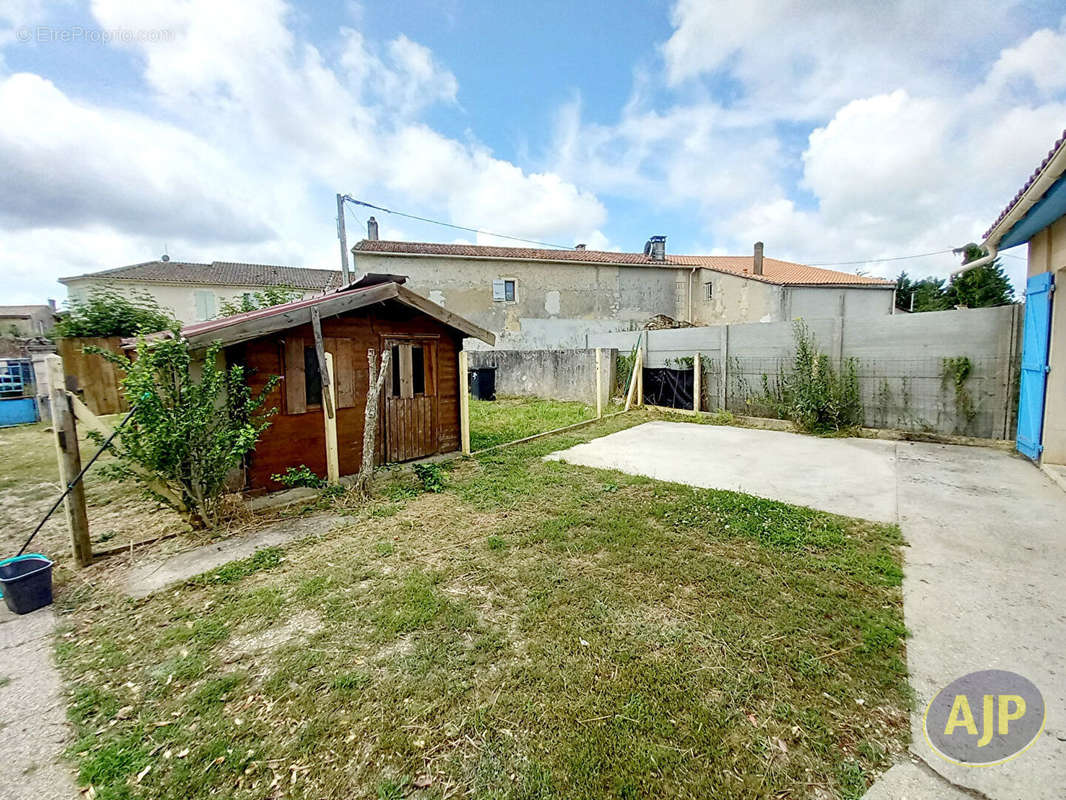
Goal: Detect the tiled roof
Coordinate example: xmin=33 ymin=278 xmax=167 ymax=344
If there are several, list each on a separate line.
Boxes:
xmin=60 ymin=261 xmax=344 ymax=291
xmin=354 ymin=240 xmax=893 ymax=287
xmin=984 ymin=128 xmax=1066 ymax=240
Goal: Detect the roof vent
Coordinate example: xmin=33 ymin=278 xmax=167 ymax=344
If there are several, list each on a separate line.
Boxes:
xmin=575 ymin=243 xmax=586 ymax=250
xmin=644 ymin=235 xmax=666 ymax=262
xmin=161 ymin=254 xmax=170 ymax=262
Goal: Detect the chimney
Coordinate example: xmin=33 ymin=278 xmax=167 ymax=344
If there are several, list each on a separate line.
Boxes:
xmin=645 ymin=235 xmax=666 ymax=262
xmin=753 ymin=241 xmax=764 ymax=275
xmin=575 ymin=243 xmax=586 ymax=250
xmin=367 ymin=216 xmax=379 ymax=241
xmin=47 ymin=298 xmax=56 ymax=311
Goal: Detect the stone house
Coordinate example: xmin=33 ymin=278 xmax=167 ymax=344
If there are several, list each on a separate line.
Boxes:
xmin=0 ymin=302 xmax=58 ymax=337
xmin=352 ymin=235 xmax=895 ymax=349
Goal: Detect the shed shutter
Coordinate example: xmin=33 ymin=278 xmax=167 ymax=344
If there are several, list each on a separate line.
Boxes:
xmin=328 ymin=337 xmax=357 ymax=408
xmin=284 ymin=336 xmax=306 ymax=414
xmin=492 ymin=279 xmax=506 ymax=301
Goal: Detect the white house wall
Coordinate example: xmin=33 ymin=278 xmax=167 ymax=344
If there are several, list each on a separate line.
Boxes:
xmin=63 ymin=278 xmax=321 ymax=325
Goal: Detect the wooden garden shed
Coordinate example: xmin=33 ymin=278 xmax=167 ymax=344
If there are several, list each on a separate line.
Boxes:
xmin=172 ymin=276 xmax=494 ymax=491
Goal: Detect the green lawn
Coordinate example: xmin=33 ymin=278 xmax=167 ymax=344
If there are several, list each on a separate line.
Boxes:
xmin=469 ymin=396 xmax=605 ymax=450
xmin=54 ymin=411 xmax=909 ymax=800
xmin=0 ymin=419 xmax=186 ymax=570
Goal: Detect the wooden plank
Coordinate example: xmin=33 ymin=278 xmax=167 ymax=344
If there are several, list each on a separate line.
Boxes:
xmin=283 ymin=336 xmax=306 ymax=414
xmin=310 ymin=307 xmax=334 ymax=419
xmin=399 ymin=344 xmax=414 ymax=399
xmin=46 ymin=355 xmax=92 ymax=567
xmin=624 ymin=349 xmax=641 ymax=412
xmin=334 ymin=338 xmax=356 ymax=408
xmin=322 ymin=352 xmax=339 ymax=482
xmin=459 ymin=350 xmax=471 ymax=454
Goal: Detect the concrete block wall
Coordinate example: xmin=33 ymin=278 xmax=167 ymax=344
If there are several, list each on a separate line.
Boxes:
xmin=590 ymin=306 xmax=1023 ymax=439
xmin=468 ymin=348 xmax=616 ymax=408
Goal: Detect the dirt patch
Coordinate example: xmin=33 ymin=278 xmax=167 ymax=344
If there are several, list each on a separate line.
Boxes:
xmin=224 ymin=611 xmax=323 ymax=662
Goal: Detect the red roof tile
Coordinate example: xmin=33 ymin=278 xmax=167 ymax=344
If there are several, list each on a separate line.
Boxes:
xmin=354 ymin=240 xmax=893 ymax=287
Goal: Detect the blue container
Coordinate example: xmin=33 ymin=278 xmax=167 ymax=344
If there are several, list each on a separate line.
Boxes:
xmin=0 ymin=554 xmax=54 ymax=615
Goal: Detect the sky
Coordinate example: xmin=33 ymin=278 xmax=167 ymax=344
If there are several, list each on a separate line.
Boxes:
xmin=2 ymin=0 xmax=1065 ymax=305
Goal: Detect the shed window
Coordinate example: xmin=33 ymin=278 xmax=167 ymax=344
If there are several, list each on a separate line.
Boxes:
xmin=411 ymin=346 xmax=425 ymax=395
xmin=704 ymin=281 xmax=713 ymax=300
xmin=492 ymin=279 xmax=516 ymax=302
xmin=304 ymin=347 xmax=322 ymax=406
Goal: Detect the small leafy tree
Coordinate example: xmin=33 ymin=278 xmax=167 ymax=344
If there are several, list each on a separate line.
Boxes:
xmin=56 ymin=288 xmax=176 ymax=337
xmin=92 ymin=335 xmax=278 ymax=527
xmin=218 ymin=286 xmax=303 ymax=317
xmin=757 ymin=322 xmax=863 ymax=433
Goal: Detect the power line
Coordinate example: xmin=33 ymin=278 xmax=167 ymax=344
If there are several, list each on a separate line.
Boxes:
xmin=806 ymin=249 xmax=956 ymax=267
xmin=341 ymin=196 xmax=1006 ymax=269
xmin=343 ymin=197 xmax=575 ymax=250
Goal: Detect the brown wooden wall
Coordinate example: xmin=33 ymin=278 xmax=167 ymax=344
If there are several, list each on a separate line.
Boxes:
xmin=232 ymin=302 xmax=462 ymax=491
xmin=56 ymin=336 xmax=129 ymax=415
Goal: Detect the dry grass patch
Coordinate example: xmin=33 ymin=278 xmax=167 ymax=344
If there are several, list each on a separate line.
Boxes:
xmin=55 ymin=411 xmax=909 ymax=800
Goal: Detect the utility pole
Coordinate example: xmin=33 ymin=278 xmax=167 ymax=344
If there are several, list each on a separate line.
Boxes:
xmin=336 ymin=193 xmax=351 ymax=286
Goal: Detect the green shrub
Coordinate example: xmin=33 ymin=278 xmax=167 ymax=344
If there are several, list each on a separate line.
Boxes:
xmin=56 ymin=289 xmax=176 ymax=338
xmin=756 ymin=322 xmax=863 ymax=433
xmin=413 ymin=463 xmax=446 ymax=493
xmin=271 ymin=465 xmax=327 ymax=489
xmin=91 ymin=335 xmax=277 ymax=527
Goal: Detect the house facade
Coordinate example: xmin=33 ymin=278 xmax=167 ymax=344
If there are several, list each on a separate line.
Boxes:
xmin=973 ymin=129 xmax=1066 ymax=471
xmin=0 ymin=303 xmax=58 ymax=337
xmin=352 ymin=237 xmax=895 ymax=349
xmin=60 ymin=261 xmax=342 ymax=325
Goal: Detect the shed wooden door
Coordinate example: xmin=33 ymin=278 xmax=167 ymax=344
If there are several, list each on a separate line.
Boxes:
xmin=383 ymin=338 xmax=438 ymax=462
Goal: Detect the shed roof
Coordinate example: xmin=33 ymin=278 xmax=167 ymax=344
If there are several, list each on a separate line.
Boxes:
xmin=353 ymin=240 xmax=893 ymax=287
xmin=138 ymin=281 xmax=494 ymax=349
xmin=60 ymin=260 xmax=343 ymax=291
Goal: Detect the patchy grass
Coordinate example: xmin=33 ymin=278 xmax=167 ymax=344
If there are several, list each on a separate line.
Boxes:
xmin=0 ymin=419 xmax=187 ymax=569
xmin=55 ymin=412 xmax=908 ymax=799
xmin=469 ymin=396 xmax=606 ymax=450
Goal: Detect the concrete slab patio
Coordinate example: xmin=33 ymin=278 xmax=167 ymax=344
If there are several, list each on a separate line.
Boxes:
xmin=546 ymin=420 xmax=899 ymax=522
xmin=549 ymin=421 xmax=1066 ymax=799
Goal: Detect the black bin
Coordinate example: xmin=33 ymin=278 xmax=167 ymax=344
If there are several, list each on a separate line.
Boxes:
xmin=0 ymin=555 xmax=54 ymax=615
xmin=468 ymin=367 xmax=497 ymax=401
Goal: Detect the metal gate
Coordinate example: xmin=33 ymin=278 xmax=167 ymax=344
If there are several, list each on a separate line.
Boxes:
xmin=1017 ymin=272 xmax=1054 ymax=460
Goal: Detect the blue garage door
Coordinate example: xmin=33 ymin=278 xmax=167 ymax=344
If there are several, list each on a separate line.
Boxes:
xmin=1017 ymin=272 xmax=1054 ymax=460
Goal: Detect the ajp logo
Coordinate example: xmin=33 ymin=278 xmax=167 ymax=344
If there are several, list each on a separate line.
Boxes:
xmin=924 ymin=670 xmax=1045 ymax=766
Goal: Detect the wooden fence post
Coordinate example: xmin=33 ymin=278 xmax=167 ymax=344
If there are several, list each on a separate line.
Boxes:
xmin=45 ymin=354 xmax=92 ymax=566
xmin=595 ymin=348 xmax=603 ymax=419
xmin=636 ymin=348 xmax=644 ymax=407
xmin=459 ymin=350 xmax=471 ymax=454
xmin=322 ymin=352 xmax=339 ymax=483
xmin=693 ymin=352 xmax=701 ymax=413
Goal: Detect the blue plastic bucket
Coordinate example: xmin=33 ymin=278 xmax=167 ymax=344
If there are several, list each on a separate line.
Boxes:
xmin=0 ymin=554 xmax=54 ymax=615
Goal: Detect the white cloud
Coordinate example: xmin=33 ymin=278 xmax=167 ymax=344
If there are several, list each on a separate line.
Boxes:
xmin=661 ymin=0 xmax=1025 ymax=118
xmin=0 ymin=0 xmax=610 ymax=302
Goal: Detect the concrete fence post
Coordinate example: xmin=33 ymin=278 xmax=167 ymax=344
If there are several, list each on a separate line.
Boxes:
xmin=719 ymin=325 xmax=729 ymax=411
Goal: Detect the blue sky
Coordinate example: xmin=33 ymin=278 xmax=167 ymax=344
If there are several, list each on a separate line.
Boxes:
xmin=2 ymin=0 xmax=1065 ymax=303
